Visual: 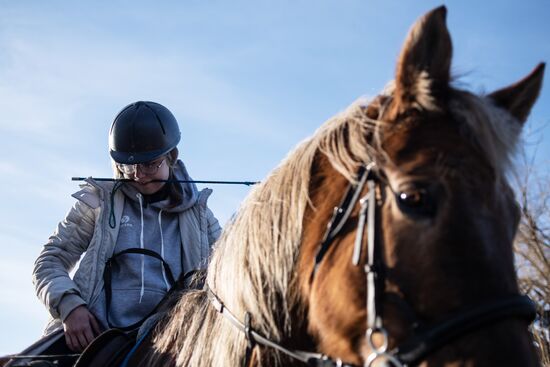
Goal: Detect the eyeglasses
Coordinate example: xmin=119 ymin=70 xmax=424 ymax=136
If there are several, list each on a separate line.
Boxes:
xmin=117 ymin=158 xmax=166 ymax=175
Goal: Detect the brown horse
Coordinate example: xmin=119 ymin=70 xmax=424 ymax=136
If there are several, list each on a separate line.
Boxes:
xmin=127 ymin=6 xmax=544 ymax=367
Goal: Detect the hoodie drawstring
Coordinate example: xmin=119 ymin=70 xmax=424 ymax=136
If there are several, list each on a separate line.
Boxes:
xmin=158 ymin=209 xmax=170 ymax=291
xmin=136 ymin=193 xmax=145 ymax=303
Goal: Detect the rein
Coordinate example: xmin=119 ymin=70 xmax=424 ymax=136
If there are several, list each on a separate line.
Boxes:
xmin=205 ymin=163 xmax=537 ymax=366
xmin=205 ymin=285 xmax=358 ymax=367
xmin=103 ymin=248 xmax=177 ymax=331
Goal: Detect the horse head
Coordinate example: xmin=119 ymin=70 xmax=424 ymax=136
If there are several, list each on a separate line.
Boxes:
xmin=299 ymin=6 xmax=544 ymax=366
xmin=141 ymin=6 xmax=544 ymax=367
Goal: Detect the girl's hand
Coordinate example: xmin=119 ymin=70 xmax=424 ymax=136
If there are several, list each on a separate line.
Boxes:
xmin=63 ymin=305 xmax=101 ymax=352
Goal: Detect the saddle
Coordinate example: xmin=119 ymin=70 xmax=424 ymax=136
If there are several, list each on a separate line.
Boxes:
xmin=73 ymin=329 xmax=137 ymax=367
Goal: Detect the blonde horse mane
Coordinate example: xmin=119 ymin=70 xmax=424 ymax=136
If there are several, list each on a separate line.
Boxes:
xmin=149 ymin=86 xmax=520 ymax=367
xmin=150 ymin=98 xmax=375 ymax=366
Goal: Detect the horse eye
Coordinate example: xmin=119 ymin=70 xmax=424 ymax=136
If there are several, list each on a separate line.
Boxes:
xmin=399 ymin=190 xmax=424 ymax=205
xmin=396 ymin=186 xmax=437 ymax=218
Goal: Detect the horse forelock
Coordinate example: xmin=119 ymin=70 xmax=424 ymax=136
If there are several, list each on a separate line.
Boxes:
xmin=378 ymin=80 xmax=522 ymax=187
xmin=449 ymin=90 xmax=522 ymax=184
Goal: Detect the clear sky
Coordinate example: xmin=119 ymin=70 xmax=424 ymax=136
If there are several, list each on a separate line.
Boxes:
xmin=0 ymin=0 xmax=548 ymax=355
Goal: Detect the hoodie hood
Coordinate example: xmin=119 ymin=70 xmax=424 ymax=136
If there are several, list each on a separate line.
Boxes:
xmin=120 ymin=159 xmax=199 ymax=213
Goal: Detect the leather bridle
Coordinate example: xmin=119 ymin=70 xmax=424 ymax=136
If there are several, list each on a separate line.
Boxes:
xmin=206 ymin=163 xmax=536 ymax=367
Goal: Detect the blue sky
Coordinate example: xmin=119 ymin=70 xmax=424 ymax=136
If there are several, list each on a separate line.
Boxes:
xmin=0 ymin=0 xmax=548 ymax=354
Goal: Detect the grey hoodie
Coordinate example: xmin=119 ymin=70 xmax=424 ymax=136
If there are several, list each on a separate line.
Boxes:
xmin=90 ymin=166 xmax=199 ymax=329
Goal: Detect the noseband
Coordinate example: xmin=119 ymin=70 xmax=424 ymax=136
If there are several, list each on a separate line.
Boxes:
xmin=207 ymin=163 xmax=536 ymax=367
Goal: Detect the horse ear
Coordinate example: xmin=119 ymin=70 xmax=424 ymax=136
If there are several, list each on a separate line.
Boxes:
xmin=488 ymin=63 xmax=545 ymax=124
xmin=394 ymin=6 xmax=452 ymax=112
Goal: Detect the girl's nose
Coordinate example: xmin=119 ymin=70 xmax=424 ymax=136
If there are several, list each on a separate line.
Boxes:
xmin=134 ymin=166 xmax=147 ymax=179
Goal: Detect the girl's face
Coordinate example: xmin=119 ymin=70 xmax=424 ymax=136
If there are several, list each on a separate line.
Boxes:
xmin=120 ymin=155 xmax=170 ymax=195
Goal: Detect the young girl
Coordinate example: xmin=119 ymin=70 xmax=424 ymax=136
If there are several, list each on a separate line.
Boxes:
xmin=33 ymin=101 xmax=221 ymax=352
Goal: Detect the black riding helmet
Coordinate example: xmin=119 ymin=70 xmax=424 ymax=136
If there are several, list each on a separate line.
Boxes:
xmin=109 ymin=101 xmax=181 ymax=164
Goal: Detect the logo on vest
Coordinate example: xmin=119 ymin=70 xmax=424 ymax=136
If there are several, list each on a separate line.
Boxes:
xmin=120 ymin=215 xmax=133 ymax=228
